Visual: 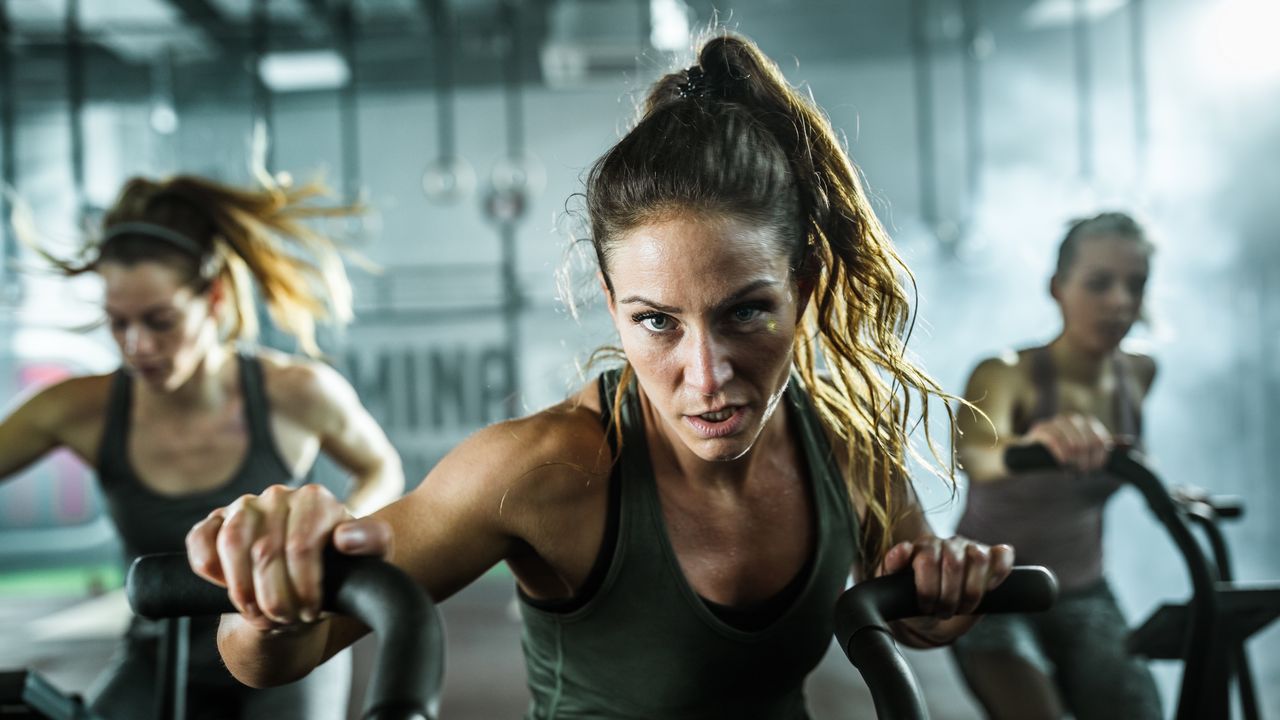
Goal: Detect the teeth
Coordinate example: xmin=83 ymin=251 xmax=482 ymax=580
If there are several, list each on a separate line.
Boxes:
xmin=701 ymin=409 xmax=733 ymax=422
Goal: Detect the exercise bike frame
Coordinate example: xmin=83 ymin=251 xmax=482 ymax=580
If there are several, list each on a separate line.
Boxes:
xmin=1006 ymin=444 xmax=1279 ymax=720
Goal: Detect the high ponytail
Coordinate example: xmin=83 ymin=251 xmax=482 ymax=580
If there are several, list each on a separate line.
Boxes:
xmin=586 ymin=32 xmax=958 ymax=570
xmin=30 ymin=174 xmax=357 ymax=357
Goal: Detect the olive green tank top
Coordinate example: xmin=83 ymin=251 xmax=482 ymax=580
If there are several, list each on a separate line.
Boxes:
xmin=518 ymin=370 xmax=860 ymax=719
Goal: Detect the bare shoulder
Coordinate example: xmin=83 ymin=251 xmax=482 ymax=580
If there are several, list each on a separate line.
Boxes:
xmin=968 ymin=349 xmax=1027 ymax=389
xmin=435 ymin=382 xmax=612 ymax=504
xmin=1122 ymin=349 xmax=1157 ymax=392
xmin=23 ymin=373 xmax=115 ymax=427
xmin=254 ymin=350 xmax=354 ymax=420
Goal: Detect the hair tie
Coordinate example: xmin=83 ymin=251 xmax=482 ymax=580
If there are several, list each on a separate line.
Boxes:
xmin=678 ymin=66 xmax=707 ymax=99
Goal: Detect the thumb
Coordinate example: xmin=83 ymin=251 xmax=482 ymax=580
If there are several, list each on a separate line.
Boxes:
xmin=332 ymin=517 xmax=394 ymax=558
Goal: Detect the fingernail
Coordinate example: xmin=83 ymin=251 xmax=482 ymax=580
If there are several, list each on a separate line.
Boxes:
xmin=300 ymin=607 xmax=318 ymax=623
xmin=336 ymin=525 xmax=368 ymax=549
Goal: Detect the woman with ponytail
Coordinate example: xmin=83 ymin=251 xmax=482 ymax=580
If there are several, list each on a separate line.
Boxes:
xmin=188 ymin=34 xmax=1010 ymax=718
xmin=0 ymin=175 xmax=404 ymax=718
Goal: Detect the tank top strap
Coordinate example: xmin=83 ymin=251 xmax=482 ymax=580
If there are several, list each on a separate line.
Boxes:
xmin=95 ymin=369 xmax=134 ymax=487
xmin=1111 ymin=352 xmax=1142 ymax=442
xmin=784 ymin=376 xmax=860 ymax=552
xmin=235 ymin=352 xmax=299 ymax=485
xmin=1028 ymin=346 xmax=1058 ymax=423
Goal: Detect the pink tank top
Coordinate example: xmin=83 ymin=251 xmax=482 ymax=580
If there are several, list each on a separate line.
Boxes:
xmin=955 ymin=348 xmax=1140 ymax=592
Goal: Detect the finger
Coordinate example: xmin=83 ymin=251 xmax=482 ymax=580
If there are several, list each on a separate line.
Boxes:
xmin=333 ymin=517 xmax=394 ymax=558
xmin=1087 ymin=416 xmax=1113 ymax=470
xmin=936 ymin=538 xmax=967 ymax=618
xmin=187 ymin=509 xmax=228 ymax=587
xmin=285 ymin=485 xmax=347 ymax=622
xmin=878 ymin=541 xmax=914 ymax=577
xmin=958 ymin=543 xmax=991 ymax=615
xmin=987 ymin=544 xmax=1015 ymax=589
xmin=1061 ymin=415 xmax=1090 ymax=469
xmin=217 ymin=496 xmax=265 ymax=621
xmin=252 ymin=487 xmax=300 ymax=625
xmin=912 ymin=538 xmax=942 ymax=615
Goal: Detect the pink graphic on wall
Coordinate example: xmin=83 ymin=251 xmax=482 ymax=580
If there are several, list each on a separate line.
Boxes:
xmin=0 ymin=363 xmax=96 ymax=527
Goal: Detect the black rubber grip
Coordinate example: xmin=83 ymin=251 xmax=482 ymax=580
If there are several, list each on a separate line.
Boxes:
xmin=1004 ymin=444 xmax=1059 ymax=472
xmin=126 ymin=550 xmax=444 ymax=720
xmin=128 ymin=553 xmax=235 ymax=618
xmin=835 ymin=565 xmax=1059 ymax=658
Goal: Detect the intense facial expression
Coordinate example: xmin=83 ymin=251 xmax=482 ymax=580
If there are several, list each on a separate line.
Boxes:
xmin=605 ymin=214 xmax=803 ymax=462
xmin=100 ymin=261 xmax=218 ymax=392
xmin=1053 ymin=234 xmax=1150 ymax=355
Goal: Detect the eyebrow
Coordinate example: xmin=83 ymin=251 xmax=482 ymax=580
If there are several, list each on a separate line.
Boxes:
xmin=104 ymin=304 xmax=178 ymax=318
xmin=617 ymin=278 xmax=780 ymax=314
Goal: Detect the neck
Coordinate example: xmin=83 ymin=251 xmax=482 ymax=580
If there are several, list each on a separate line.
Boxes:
xmin=139 ymin=344 xmax=233 ymax=413
xmin=1048 ymin=334 xmax=1112 ymax=384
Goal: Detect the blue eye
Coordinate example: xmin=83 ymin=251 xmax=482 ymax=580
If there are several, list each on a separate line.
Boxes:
xmin=635 ymin=312 xmax=674 ymax=332
xmin=732 ymin=306 xmax=762 ymax=322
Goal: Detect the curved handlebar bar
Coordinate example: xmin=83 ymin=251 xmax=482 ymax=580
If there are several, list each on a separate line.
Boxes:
xmin=127 ymin=552 xmax=443 ymax=720
xmin=1003 ymin=443 xmax=1224 ymax=720
xmin=834 ymin=566 xmax=1059 ymax=720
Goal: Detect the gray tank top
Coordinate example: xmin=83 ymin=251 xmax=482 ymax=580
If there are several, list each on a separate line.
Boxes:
xmin=955 ymin=348 xmax=1140 ymax=592
xmin=518 ymin=370 xmax=859 ymax=719
xmin=96 ymin=351 xmax=302 ymax=565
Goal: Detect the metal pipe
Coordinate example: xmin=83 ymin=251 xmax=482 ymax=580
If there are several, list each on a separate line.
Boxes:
xmin=960 ymin=0 xmax=983 ymax=214
xmin=252 ymin=0 xmax=275 ymax=173
xmin=0 ymin=0 xmax=17 ymax=298
xmin=339 ymin=0 xmax=361 ymax=203
xmin=1072 ymin=0 xmax=1093 ymax=182
xmin=909 ymin=0 xmax=939 ymax=236
xmin=66 ymin=0 xmax=87 ymax=220
xmin=1129 ymin=0 xmax=1148 ymax=182
xmin=498 ymin=0 xmax=524 ymax=419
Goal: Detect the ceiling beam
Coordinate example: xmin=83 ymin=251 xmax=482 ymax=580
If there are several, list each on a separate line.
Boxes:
xmin=157 ymin=0 xmax=235 ymax=48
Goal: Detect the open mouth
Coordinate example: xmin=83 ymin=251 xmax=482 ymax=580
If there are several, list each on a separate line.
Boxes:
xmin=684 ymin=405 xmax=748 ymax=439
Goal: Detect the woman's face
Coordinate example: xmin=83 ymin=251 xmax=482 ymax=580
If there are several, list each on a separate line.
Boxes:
xmin=605 ymin=214 xmax=802 ymax=462
xmin=1053 ymin=234 xmax=1150 ymax=355
xmin=100 ymin=261 xmax=219 ymax=392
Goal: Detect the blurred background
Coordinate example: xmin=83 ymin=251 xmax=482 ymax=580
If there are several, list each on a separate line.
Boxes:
xmin=0 ymin=0 xmax=1276 ymax=717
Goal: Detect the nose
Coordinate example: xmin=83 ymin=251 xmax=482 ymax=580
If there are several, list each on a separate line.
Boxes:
xmin=122 ymin=325 xmax=156 ymax=356
xmin=682 ymin=330 xmax=733 ymax=397
xmin=1107 ymin=283 xmax=1138 ymax=314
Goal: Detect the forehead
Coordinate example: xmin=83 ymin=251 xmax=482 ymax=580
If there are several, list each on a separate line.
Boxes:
xmin=610 ymin=215 xmax=791 ymax=300
xmin=99 ymin=261 xmax=194 ymax=311
xmin=1069 ymin=234 xmax=1150 ymax=274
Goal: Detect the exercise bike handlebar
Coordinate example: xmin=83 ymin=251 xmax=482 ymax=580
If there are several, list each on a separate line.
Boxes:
xmin=1003 ymin=443 xmax=1224 ymax=720
xmin=127 ymin=551 xmax=443 ymax=720
xmin=834 ymin=565 xmax=1059 ymax=720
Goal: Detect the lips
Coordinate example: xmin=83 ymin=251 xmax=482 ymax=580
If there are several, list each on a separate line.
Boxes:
xmin=683 ymin=405 xmax=749 ymax=439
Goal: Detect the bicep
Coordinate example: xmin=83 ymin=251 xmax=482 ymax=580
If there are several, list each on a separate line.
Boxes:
xmin=314 ymin=433 xmax=520 ymax=663
xmin=0 ymin=389 xmax=64 ymax=480
xmin=955 ymin=358 xmax=1021 ymax=482
xmin=295 ymin=364 xmax=399 ymax=477
xmin=371 ymin=430 xmax=519 ymax=603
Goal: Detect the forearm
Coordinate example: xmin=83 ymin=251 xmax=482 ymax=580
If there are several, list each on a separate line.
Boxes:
xmin=217 ymin=614 xmax=332 ymax=688
xmin=344 ymin=457 xmax=405 ymax=517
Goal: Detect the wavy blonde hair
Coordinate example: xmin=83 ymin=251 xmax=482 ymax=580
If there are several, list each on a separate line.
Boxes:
xmin=30 ymin=175 xmax=357 ymax=356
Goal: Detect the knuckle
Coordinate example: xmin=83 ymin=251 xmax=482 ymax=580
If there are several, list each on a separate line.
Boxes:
xmin=251 ymin=536 xmax=279 ymax=565
xmin=284 ymin=537 xmax=317 ymax=561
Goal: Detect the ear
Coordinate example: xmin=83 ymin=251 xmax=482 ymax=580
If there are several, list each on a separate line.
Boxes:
xmin=1049 ymin=274 xmax=1062 ymax=303
xmin=206 ymin=275 xmax=225 ymax=313
xmin=599 ymin=271 xmax=618 ymax=322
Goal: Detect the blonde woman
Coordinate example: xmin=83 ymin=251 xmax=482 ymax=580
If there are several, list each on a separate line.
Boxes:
xmin=0 ymin=175 xmax=403 ymax=718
